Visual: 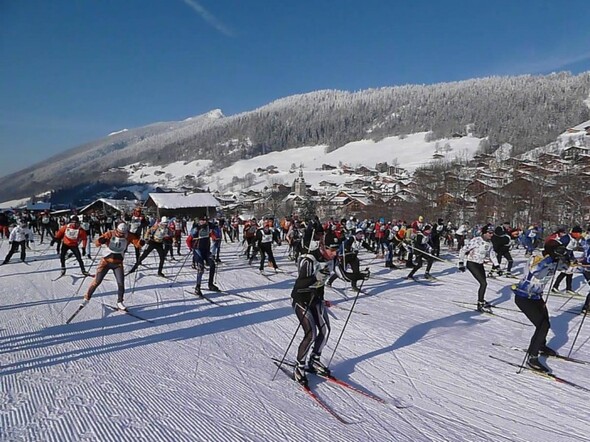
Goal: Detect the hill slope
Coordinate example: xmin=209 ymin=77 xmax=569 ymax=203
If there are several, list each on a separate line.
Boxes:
xmin=2 ymin=72 xmax=590 ymax=202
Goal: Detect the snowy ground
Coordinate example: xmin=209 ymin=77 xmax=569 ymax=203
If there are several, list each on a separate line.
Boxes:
xmin=1 ymin=234 xmax=590 ymax=442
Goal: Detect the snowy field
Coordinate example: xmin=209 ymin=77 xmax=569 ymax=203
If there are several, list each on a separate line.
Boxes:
xmin=1 ymin=234 xmax=590 ymax=442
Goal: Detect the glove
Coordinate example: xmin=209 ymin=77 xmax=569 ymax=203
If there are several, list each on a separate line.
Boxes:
xmin=139 ymin=239 xmax=146 ymax=247
xmin=316 ymin=268 xmax=330 ymax=285
xmin=324 ymin=300 xmax=332 ymax=308
xmin=458 ymin=261 xmax=466 ymax=272
xmin=97 ymin=237 xmax=108 ymax=245
xmin=82 ymin=249 xmax=86 ymax=257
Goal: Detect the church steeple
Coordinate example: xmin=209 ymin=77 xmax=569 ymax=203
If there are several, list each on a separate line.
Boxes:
xmin=294 ymin=165 xmax=306 ymax=197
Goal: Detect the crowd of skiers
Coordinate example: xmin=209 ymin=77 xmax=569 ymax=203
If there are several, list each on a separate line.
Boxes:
xmin=2 ymin=207 xmax=590 ymax=376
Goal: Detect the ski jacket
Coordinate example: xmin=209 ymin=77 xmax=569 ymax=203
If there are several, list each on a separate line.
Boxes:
xmin=96 ymin=230 xmax=142 ymax=263
xmin=491 ymin=228 xmax=512 ymax=253
xmin=187 ymin=222 xmax=215 ymax=252
xmin=512 ymin=255 xmax=564 ymax=300
xmin=55 ymin=223 xmax=87 ymax=248
xmin=144 ymin=222 xmax=171 ymax=243
xmin=256 ymin=227 xmax=281 ymax=246
xmin=459 ymin=236 xmax=498 ymax=266
xmin=290 ymin=253 xmax=329 ymax=304
xmin=413 ymin=232 xmax=433 ymax=255
xmin=9 ymin=225 xmax=32 ymax=242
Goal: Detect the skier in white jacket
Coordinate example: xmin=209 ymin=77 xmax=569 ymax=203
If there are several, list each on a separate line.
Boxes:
xmin=2 ymin=220 xmax=33 ymax=264
xmin=458 ymin=224 xmax=498 ymax=313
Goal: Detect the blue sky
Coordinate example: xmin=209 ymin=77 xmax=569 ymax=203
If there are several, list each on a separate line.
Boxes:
xmin=1 ymin=0 xmax=590 ymax=178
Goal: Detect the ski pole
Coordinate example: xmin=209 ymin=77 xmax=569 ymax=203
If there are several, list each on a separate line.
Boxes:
xmin=169 ymin=250 xmax=192 ymax=287
xmin=327 ymin=269 xmax=368 ymax=368
xmin=567 ymin=277 xmax=590 ymax=357
xmin=56 ymin=245 xmax=102 ymax=320
xmin=567 ymin=310 xmax=588 ymax=358
xmin=406 ymin=244 xmax=453 ymax=264
xmin=272 ymin=292 xmax=317 ymax=381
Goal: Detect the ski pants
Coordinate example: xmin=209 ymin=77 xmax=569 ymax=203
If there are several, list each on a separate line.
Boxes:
xmin=40 ymin=224 xmax=54 ymax=243
xmin=60 ymin=244 xmax=86 ymax=273
xmin=467 ymin=261 xmax=487 ymax=303
xmin=553 ymin=272 xmax=573 ymax=291
xmin=3 ymin=240 xmax=26 ymax=263
xmin=495 ymin=250 xmax=513 ymax=272
xmin=514 ymin=296 xmax=550 ymax=357
xmin=192 ymin=248 xmax=216 ymax=287
xmin=408 ymin=252 xmax=434 ymax=278
xmin=293 ymin=298 xmax=331 ymax=365
xmin=138 ymin=241 xmax=165 ymax=274
xmin=86 ymin=260 xmax=126 ymax=302
xmin=257 ymin=243 xmax=277 ymax=271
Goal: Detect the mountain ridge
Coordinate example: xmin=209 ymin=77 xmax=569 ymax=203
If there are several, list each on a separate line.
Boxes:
xmin=2 ymin=72 xmax=590 ymax=202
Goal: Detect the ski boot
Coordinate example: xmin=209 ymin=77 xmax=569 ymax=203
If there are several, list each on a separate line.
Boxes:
xmin=293 ymin=363 xmax=308 ymax=386
xmin=208 ymin=283 xmax=220 ymax=292
xmin=308 ymin=354 xmax=331 ymax=376
xmin=527 ymin=355 xmax=549 ymax=373
xmin=477 ymin=301 xmax=493 ymax=314
xmin=540 ymin=345 xmax=557 ymax=357
xmin=116 ymin=301 xmax=127 ymax=311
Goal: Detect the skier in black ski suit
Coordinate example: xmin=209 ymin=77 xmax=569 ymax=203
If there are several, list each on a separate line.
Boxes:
xmin=491 ymin=223 xmax=514 ymax=276
xmin=290 ymin=222 xmax=337 ymax=385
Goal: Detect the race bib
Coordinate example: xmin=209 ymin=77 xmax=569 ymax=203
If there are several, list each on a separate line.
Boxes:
xmin=108 ymin=236 xmax=128 ymax=254
xmin=152 ymin=226 xmax=167 ymax=242
xmin=65 ymin=227 xmax=80 ymax=240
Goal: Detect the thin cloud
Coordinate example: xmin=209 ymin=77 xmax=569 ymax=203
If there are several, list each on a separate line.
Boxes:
xmin=494 ymin=49 xmax=590 ymax=77
xmin=181 ymin=0 xmax=234 ymax=36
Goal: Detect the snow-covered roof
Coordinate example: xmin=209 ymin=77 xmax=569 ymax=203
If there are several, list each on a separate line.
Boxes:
xmin=26 ymin=202 xmax=51 ymax=211
xmin=147 ymin=192 xmax=219 ymax=209
xmin=79 ymin=198 xmax=140 ymax=214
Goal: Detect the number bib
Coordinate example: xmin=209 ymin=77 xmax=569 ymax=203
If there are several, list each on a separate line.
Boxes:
xmin=108 ymin=236 xmax=128 ymax=254
xmin=152 ymin=226 xmax=167 ymax=242
xmin=65 ymin=227 xmax=80 ymax=240
xmin=129 ymin=221 xmax=141 ymax=233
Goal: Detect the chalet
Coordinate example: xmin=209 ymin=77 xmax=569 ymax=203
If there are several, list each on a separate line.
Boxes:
xmin=321 ymin=164 xmax=338 ymax=171
xmin=537 ymin=153 xmax=561 ymax=167
xmin=26 ymin=201 xmax=52 ymax=212
xmin=355 ymin=166 xmax=378 ymax=177
xmin=79 ymin=198 xmax=141 ymax=217
xmin=387 ymin=165 xmax=407 ymax=177
xmin=144 ymin=192 xmax=220 ymax=219
xmin=562 ymin=145 xmax=589 ymax=160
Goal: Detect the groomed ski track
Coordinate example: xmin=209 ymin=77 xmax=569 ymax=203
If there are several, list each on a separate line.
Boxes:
xmin=1 ymin=235 xmax=590 ymax=441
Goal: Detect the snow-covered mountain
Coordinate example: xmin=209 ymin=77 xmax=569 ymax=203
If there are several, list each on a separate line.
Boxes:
xmin=2 ymin=72 xmax=590 ymax=205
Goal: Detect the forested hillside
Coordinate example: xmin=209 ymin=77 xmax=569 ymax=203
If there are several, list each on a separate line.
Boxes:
xmin=1 ymin=72 xmax=589 ymax=202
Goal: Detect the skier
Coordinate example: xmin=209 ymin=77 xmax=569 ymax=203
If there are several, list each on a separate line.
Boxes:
xmin=249 ymin=217 xmax=281 ymax=273
xmin=458 ymin=224 xmax=498 ymax=313
xmin=39 ymin=210 xmax=55 ymax=244
xmin=128 ymin=216 xmax=170 ymax=277
xmin=490 ymin=223 xmax=514 ymax=277
xmin=243 ymin=217 xmax=258 ymax=259
xmin=291 ymin=222 xmax=337 ymax=385
xmin=326 ymin=228 xmax=372 ymax=291
xmin=406 ymin=224 xmax=435 ymax=280
xmin=54 ymin=215 xmax=88 ymax=276
xmin=550 ymin=225 xmax=582 ymax=294
xmin=511 ymin=239 xmax=568 ymax=372
xmin=523 ymin=224 xmax=539 ymax=256
xmin=1 ymin=219 xmax=33 ymax=264
xmin=579 ymin=229 xmax=590 ymax=313
xmin=455 ymin=221 xmax=469 ymax=251
xmin=81 ymin=223 xmax=143 ymax=311
xmin=186 ymin=215 xmax=219 ymax=296
xmin=431 ymin=218 xmax=446 ymax=257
